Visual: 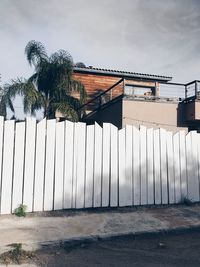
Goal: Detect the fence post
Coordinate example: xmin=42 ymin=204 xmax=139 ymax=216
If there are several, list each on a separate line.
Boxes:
xmin=76 ymin=122 xmax=86 ymax=209
xmin=12 ymin=121 xmax=25 ymax=213
xmin=153 ymin=129 xmax=161 ymax=204
xmin=85 ymin=125 xmax=95 ymax=208
xmin=140 ymin=126 xmax=147 ymax=205
xmin=23 ymin=118 xmax=36 ymax=212
xmin=1 ymin=120 xmax=14 ymax=214
xmin=160 ymin=128 xmax=168 ymax=204
xmin=93 ymin=123 xmax=102 ymax=207
xmin=110 ymin=124 xmax=118 ymax=207
xmin=33 ymin=118 xmax=46 ymax=212
xmin=44 ymin=119 xmax=56 ymax=211
xmin=64 ymin=121 xmax=74 ymax=209
xmin=147 ymin=128 xmax=154 ymax=205
xmin=102 ymin=123 xmax=111 ymax=207
xmin=133 ymin=127 xmax=140 ymax=205
xmin=166 ymin=131 xmax=175 ymax=204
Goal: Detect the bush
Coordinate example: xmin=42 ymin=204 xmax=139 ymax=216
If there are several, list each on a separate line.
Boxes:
xmin=14 ymin=204 xmax=27 ymax=217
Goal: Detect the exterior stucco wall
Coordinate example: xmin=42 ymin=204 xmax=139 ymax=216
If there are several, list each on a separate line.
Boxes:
xmin=123 ymin=99 xmax=188 ymax=132
xmin=195 ymin=101 xmax=200 ymax=120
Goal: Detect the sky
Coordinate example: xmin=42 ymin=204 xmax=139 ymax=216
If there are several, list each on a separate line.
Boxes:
xmin=0 ymin=0 xmax=200 ymax=117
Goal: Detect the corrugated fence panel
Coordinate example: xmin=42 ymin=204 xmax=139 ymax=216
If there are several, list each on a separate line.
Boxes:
xmin=76 ymin=122 xmax=86 ymax=209
xmin=44 ymin=119 xmax=56 ymax=211
xmin=133 ymin=127 xmax=140 ymax=205
xmin=1 ymin=120 xmax=15 ymax=214
xmin=12 ymin=122 xmax=25 ymax=212
xmin=140 ymin=126 xmax=147 ymax=205
xmin=93 ymin=123 xmax=102 ymax=207
xmin=23 ymin=118 xmax=36 ymax=212
xmin=153 ymin=129 xmax=161 ymax=204
xmin=102 ymin=123 xmax=111 ymax=207
xmin=110 ymin=124 xmax=118 ymax=207
xmin=54 ymin=121 xmax=65 ymax=210
xmin=34 ymin=118 xmax=46 ymax=212
xmin=166 ymin=131 xmax=175 ymax=204
xmin=147 ymin=128 xmax=154 ymax=205
xmin=85 ymin=125 xmax=94 ymax=208
xmin=63 ymin=121 xmax=74 ymax=209
xmin=160 ymin=128 xmax=168 ymax=204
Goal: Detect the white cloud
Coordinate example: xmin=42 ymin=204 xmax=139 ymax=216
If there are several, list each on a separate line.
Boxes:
xmin=0 ymin=0 xmax=200 ymax=86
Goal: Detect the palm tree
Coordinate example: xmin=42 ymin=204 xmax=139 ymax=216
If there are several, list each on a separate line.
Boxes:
xmin=0 ymin=75 xmax=14 ymax=118
xmin=3 ymin=41 xmax=86 ymax=121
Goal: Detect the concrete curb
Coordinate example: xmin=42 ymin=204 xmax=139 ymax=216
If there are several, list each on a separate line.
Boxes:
xmin=39 ymin=224 xmax=200 ymax=250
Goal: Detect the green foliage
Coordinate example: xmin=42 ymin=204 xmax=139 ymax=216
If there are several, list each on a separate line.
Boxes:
xmin=14 ymin=204 xmax=27 ymax=217
xmin=3 ymin=40 xmax=87 ymax=120
xmin=182 ymin=196 xmax=192 ymax=206
xmin=180 ymin=196 xmax=193 ymax=206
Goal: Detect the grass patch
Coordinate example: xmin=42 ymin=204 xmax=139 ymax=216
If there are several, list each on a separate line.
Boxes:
xmin=0 ymin=243 xmax=34 ymax=265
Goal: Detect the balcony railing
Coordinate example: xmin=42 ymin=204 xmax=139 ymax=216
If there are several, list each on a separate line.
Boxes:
xmin=79 ymin=78 xmax=124 ymax=116
xmin=79 ymin=79 xmax=200 ymax=118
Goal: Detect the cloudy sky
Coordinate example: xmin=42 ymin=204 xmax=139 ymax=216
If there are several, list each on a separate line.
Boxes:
xmin=0 ymin=0 xmax=200 ymax=85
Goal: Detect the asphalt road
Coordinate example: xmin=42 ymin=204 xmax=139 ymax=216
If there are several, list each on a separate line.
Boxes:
xmin=33 ymin=230 xmax=200 ymax=267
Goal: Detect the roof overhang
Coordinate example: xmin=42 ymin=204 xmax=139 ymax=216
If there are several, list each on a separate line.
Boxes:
xmin=73 ymin=67 xmax=172 ymax=82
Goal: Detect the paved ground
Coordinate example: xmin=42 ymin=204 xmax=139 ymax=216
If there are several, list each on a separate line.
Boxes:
xmin=1 ymin=204 xmax=200 ymax=255
xmin=33 ymin=230 xmax=200 ymax=266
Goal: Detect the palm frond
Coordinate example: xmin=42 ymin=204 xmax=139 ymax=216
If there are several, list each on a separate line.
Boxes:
xmin=8 ymin=98 xmax=14 ymax=113
xmin=25 ymin=40 xmax=48 ymax=67
xmin=0 ymin=95 xmax=7 ymax=117
xmin=50 ymin=50 xmax=73 ymax=68
xmin=52 ymin=102 xmax=79 ymax=122
xmin=23 ymin=83 xmax=43 ymax=114
xmin=28 ymin=73 xmax=38 ymax=85
xmin=4 ymin=78 xmax=26 ymax=98
xmin=3 ymin=40 xmax=87 ymax=121
xmin=69 ymin=80 xmax=87 ymax=104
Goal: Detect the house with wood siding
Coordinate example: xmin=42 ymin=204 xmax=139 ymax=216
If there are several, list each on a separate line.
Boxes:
xmin=70 ymin=66 xmax=200 ymax=132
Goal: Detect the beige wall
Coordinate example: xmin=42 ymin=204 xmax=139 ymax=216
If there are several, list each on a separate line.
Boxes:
xmin=195 ymin=101 xmax=200 ymax=120
xmin=123 ymin=99 xmax=188 ymax=132
xmin=184 ymin=100 xmax=200 ymax=121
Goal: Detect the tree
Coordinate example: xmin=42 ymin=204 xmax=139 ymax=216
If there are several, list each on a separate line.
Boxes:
xmin=3 ymin=41 xmax=86 ymax=120
xmin=0 ymin=75 xmax=14 ymax=118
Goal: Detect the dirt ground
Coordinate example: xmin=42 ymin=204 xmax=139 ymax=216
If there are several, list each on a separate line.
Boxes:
xmin=30 ymin=230 xmax=200 ymax=267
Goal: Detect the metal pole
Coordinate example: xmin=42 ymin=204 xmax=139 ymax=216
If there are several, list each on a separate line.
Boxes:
xmin=185 ymin=85 xmax=187 ymax=99
xmin=195 ymin=80 xmax=198 ymax=98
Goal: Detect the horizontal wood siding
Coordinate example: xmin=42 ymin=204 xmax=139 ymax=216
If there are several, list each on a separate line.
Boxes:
xmin=73 ymin=73 xmax=123 ymax=100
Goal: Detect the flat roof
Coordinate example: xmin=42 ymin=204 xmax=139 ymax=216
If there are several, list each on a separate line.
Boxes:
xmin=74 ymin=66 xmax=172 ymax=82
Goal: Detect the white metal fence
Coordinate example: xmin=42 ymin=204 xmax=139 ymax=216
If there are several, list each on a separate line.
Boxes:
xmin=0 ymin=117 xmax=200 ymax=214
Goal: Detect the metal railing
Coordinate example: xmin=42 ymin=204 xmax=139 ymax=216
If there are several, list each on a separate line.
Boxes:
xmin=159 ymin=80 xmax=200 ymax=102
xmin=79 ymin=79 xmax=200 ymax=118
xmin=79 ymin=78 xmax=124 ymax=116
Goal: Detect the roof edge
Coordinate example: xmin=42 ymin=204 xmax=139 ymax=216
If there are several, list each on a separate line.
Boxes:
xmin=73 ymin=67 xmax=172 ymax=82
